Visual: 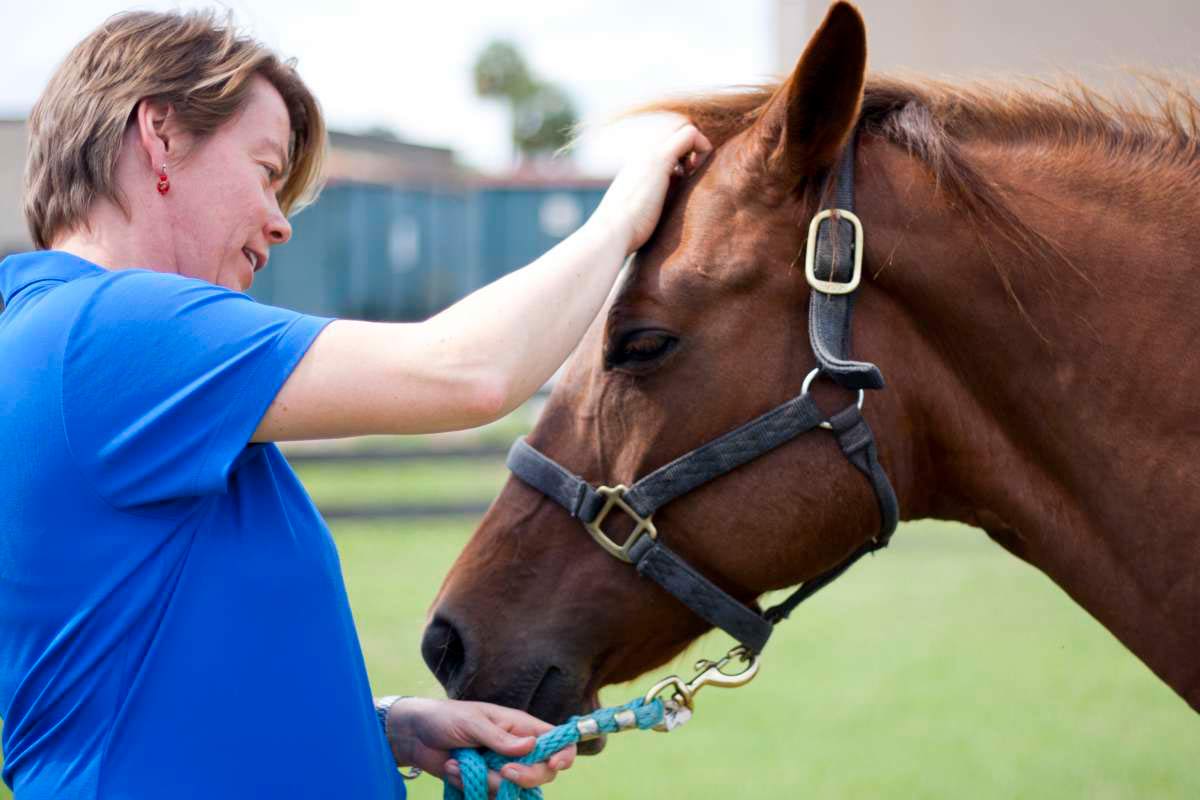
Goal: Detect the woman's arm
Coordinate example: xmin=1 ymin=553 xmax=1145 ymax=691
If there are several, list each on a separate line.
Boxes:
xmin=253 ymin=124 xmax=710 ymax=442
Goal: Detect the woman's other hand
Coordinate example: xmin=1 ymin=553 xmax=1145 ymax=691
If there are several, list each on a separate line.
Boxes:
xmin=589 ymin=123 xmax=713 ymax=255
xmin=386 ymin=697 xmax=576 ymax=796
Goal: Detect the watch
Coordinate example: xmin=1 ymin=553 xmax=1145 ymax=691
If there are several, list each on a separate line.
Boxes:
xmin=374 ymin=695 xmax=422 ymax=781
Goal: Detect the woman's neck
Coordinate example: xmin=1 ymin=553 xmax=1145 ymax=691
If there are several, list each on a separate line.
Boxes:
xmin=51 ymin=179 xmax=176 ymax=274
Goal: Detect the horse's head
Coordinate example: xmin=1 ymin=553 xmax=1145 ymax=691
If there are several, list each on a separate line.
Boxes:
xmin=424 ymin=2 xmax=895 ymax=737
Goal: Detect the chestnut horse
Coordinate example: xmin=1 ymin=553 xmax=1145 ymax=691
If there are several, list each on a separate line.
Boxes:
xmin=424 ymin=0 xmax=1200 ymax=743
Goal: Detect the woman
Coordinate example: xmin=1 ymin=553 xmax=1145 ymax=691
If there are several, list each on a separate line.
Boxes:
xmin=0 ymin=10 xmax=710 ymax=800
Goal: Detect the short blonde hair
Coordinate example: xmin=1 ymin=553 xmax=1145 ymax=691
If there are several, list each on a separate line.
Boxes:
xmin=24 ymin=9 xmax=326 ymax=249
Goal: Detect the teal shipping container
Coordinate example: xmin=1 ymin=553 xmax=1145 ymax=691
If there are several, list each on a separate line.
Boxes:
xmin=251 ymin=181 xmax=607 ymax=321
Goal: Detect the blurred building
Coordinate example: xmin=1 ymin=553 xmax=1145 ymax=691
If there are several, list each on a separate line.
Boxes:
xmin=0 ymin=121 xmax=608 ymax=321
xmin=0 ymin=120 xmax=30 ymax=256
xmin=326 ymin=130 xmax=465 ymax=187
xmin=241 ymin=130 xmax=609 ymax=320
xmin=254 ymin=176 xmax=606 ymax=321
xmin=775 ymin=1 xmax=1200 ymax=82
xmin=0 ymin=124 xmax=468 ymax=256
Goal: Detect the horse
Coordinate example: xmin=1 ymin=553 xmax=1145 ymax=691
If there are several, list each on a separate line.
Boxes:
xmin=422 ymin=0 xmax=1200 ymax=750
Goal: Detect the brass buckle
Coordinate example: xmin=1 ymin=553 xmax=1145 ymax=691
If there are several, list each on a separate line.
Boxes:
xmin=643 ymin=645 xmax=761 ymax=731
xmin=804 ymin=208 xmax=864 ymax=295
xmin=583 ymin=485 xmax=657 ymax=563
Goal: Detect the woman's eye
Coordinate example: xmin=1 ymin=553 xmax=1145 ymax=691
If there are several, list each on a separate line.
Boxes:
xmin=607 ymin=331 xmax=678 ymax=369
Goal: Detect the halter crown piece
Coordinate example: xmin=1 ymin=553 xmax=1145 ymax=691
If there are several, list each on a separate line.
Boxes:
xmin=505 ymin=130 xmax=897 ymax=696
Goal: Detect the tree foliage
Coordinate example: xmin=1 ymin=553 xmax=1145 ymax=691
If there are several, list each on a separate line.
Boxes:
xmin=473 ymin=41 xmax=534 ymax=101
xmin=472 ymin=40 xmax=578 ymax=161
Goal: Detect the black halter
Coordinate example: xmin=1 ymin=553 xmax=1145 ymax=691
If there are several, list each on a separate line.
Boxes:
xmin=505 ymin=136 xmax=898 ymax=655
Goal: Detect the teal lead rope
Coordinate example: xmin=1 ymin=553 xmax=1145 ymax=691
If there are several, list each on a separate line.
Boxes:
xmin=444 ymin=696 xmax=666 ymax=800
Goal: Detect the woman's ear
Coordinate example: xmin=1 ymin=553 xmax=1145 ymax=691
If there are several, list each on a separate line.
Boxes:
xmin=754 ymin=1 xmax=867 ymax=181
xmin=133 ymin=97 xmax=174 ymax=173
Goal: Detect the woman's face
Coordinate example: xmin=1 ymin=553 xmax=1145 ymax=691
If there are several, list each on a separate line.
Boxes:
xmin=165 ymin=76 xmax=293 ymax=292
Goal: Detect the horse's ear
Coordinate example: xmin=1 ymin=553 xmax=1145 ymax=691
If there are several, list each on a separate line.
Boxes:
xmin=755 ymin=1 xmax=867 ymax=179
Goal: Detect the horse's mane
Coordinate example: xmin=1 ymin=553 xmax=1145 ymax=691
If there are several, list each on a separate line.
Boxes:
xmin=640 ymin=75 xmax=1200 ymax=158
xmin=634 ymin=74 xmax=1200 ymax=335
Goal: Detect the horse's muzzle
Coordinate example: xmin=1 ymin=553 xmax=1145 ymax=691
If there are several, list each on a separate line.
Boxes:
xmin=420 ymin=610 xmax=605 ymax=752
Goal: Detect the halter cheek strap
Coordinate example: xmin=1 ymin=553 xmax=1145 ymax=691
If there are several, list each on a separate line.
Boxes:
xmin=505 ymin=135 xmax=899 ymax=655
xmin=807 ymin=133 xmax=884 ymax=391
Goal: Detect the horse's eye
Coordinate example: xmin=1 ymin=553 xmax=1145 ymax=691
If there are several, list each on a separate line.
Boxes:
xmin=606 ymin=330 xmax=678 ymax=370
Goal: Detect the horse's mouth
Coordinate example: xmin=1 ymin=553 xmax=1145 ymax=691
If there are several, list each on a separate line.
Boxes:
xmin=576 ymin=691 xmax=607 ymax=755
xmin=578 ymin=733 xmax=607 ymax=755
xmin=526 ymin=670 xmax=608 ymax=755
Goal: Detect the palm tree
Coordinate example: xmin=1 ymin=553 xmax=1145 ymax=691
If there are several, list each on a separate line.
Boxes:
xmin=473 ymin=40 xmax=579 ymax=165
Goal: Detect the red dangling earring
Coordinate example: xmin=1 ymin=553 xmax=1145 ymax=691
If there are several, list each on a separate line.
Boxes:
xmin=156 ymin=163 xmax=170 ymax=195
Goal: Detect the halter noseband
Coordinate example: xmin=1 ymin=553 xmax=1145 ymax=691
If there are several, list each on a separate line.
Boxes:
xmin=505 ymin=135 xmax=898 ymax=656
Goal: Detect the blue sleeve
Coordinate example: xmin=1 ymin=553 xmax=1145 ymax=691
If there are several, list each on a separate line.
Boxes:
xmin=61 ymin=270 xmax=333 ymax=510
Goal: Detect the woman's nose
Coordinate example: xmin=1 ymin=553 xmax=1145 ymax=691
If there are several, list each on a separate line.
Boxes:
xmin=267 ymin=212 xmax=292 ymax=245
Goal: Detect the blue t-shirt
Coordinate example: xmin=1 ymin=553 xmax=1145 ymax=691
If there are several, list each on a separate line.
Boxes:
xmin=0 ymin=252 xmax=403 ymax=799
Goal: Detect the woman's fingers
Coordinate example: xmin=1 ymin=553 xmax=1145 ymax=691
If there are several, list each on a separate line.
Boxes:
xmin=392 ymin=698 xmax=574 ymax=796
xmin=595 ymin=120 xmax=714 ymax=253
xmin=480 ymin=704 xmax=555 ymax=743
xmin=470 ymin=703 xmax=575 ymax=788
xmin=444 ymin=758 xmax=558 ymax=797
xmin=408 ymin=742 xmax=452 ymax=778
xmin=443 ymin=761 xmax=465 ymax=791
xmin=548 ymin=745 xmax=576 ymax=771
xmin=465 ymin=714 xmax=539 ymax=758
xmin=500 ymin=762 xmax=558 ymax=789
xmin=663 ymin=123 xmax=713 ymax=175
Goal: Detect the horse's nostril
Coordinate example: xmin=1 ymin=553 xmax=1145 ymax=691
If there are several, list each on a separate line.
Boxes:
xmin=421 ymin=614 xmax=468 ymax=692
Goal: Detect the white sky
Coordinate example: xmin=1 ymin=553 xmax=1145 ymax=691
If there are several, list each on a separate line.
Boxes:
xmin=0 ymin=0 xmax=778 ymax=174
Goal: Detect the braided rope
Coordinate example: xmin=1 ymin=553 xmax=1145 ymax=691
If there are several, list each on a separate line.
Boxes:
xmin=443 ymin=697 xmax=665 ymax=800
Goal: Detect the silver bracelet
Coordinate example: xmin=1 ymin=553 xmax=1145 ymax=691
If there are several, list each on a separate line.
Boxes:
xmin=374 ymin=695 xmax=422 ymax=781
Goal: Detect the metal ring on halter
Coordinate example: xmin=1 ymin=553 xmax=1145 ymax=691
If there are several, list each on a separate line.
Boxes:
xmin=801 ymin=368 xmax=865 ymax=430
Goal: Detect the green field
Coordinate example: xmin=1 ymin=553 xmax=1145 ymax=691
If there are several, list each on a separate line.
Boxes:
xmin=346 ymin=516 xmax=1200 ymax=799
xmin=3 ymin=464 xmax=1198 ymax=798
xmin=297 ymin=458 xmax=511 ymax=509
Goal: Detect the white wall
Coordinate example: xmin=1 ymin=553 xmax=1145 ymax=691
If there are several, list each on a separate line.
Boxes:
xmin=775 ymin=1 xmax=1200 ymax=86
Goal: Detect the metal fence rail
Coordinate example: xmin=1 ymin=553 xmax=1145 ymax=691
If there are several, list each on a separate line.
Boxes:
xmin=319 ymin=502 xmax=493 ymax=521
xmin=284 ymin=444 xmax=509 ymax=464
xmin=286 ymin=443 xmax=510 ymax=521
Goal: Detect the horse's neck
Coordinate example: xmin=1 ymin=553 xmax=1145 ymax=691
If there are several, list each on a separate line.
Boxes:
xmin=856 ymin=137 xmax=1200 ymax=709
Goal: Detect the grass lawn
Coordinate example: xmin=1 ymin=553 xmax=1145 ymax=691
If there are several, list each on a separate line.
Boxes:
xmin=277 ymin=400 xmax=543 ymax=456
xmin=294 ymin=458 xmax=512 ymax=509
xmin=342 ymin=516 xmax=1199 ymax=800
xmin=4 ymin=482 xmax=1197 ymax=798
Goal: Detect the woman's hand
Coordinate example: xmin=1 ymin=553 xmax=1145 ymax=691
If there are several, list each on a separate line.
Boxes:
xmin=588 ymin=123 xmax=713 ymax=255
xmin=386 ymin=697 xmax=576 ymax=796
